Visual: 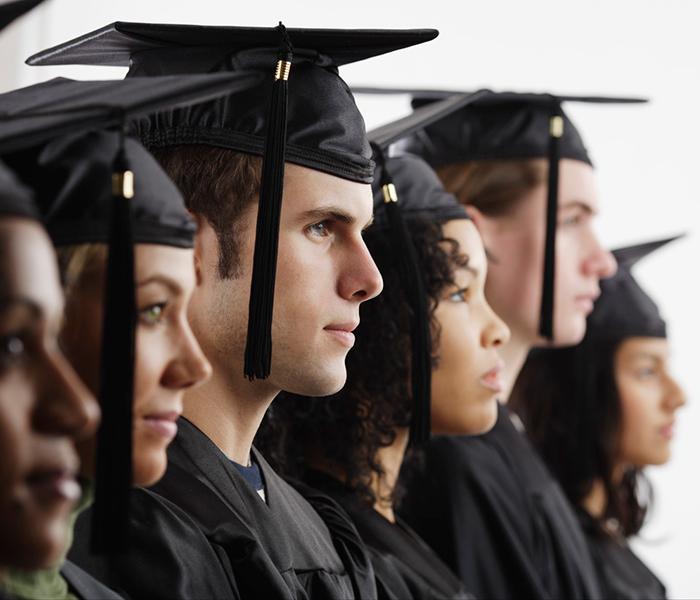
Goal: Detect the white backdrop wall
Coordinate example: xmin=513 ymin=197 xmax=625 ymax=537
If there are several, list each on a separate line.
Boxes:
xmin=1 ymin=1 xmax=698 ymax=597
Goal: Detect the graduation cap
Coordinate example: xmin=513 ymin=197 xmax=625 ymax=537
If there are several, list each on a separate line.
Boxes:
xmin=0 ymin=74 xmax=261 ymax=154
xmin=0 ymin=0 xmax=44 ymax=32
xmin=27 ymin=21 xmax=439 ymax=380
xmin=366 ymin=92 xmax=479 ymax=446
xmin=587 ymin=236 xmax=684 ymax=342
xmin=354 ymin=87 xmax=647 ymax=341
xmin=0 ymin=72 xmax=260 ymax=555
xmin=0 ymin=159 xmax=38 ymax=220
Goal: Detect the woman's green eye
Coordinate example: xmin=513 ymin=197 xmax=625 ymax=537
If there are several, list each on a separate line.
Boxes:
xmin=140 ymin=303 xmax=166 ymax=325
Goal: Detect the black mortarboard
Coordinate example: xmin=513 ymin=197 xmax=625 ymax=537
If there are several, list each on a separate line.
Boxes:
xmin=0 ymin=159 xmax=37 ymax=220
xmin=587 ymin=236 xmax=683 ymax=342
xmin=28 ymin=21 xmax=439 ymax=380
xmin=355 ymin=87 xmax=647 ymax=341
xmin=366 ymin=93 xmax=477 ymax=446
xmin=0 ymin=74 xmax=261 ymax=154
xmin=0 ymin=72 xmax=260 ymax=555
xmin=0 ymin=0 xmax=43 ymax=32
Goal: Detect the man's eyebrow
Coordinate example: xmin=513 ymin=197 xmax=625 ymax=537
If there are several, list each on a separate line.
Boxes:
xmin=560 ymin=200 xmax=596 ymax=215
xmin=298 ymin=206 xmax=355 ymax=224
xmin=136 ymin=274 xmax=184 ymax=295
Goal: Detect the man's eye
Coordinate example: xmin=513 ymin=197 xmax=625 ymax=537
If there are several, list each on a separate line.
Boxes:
xmin=307 ymin=221 xmax=331 ymax=238
xmin=139 ymin=303 xmax=167 ymax=326
xmin=560 ymin=213 xmax=583 ymax=227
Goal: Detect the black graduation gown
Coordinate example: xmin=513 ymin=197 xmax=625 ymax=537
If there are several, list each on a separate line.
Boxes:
xmin=70 ymin=417 xmax=375 ymax=600
xmin=61 ymin=561 xmax=123 ymax=600
xmin=578 ymin=511 xmax=666 ymax=600
xmin=301 ymin=471 xmax=470 ymax=600
xmin=399 ymin=404 xmax=601 ymax=600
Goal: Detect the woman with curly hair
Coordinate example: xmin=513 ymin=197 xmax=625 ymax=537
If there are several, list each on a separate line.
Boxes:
xmin=510 ymin=236 xmax=686 ymax=599
xmin=258 ymin=120 xmax=509 ymax=598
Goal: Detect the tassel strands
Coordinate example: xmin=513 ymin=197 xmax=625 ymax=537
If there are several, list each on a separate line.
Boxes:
xmin=375 ymin=146 xmax=432 ymax=446
xmin=539 ymin=103 xmax=563 ymax=340
xmin=244 ymin=22 xmax=293 ymax=380
xmin=90 ymin=126 xmax=136 ymax=554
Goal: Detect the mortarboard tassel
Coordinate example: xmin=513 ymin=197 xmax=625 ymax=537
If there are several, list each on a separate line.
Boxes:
xmin=90 ymin=126 xmax=136 ymax=554
xmin=375 ymin=146 xmax=432 ymax=446
xmin=539 ymin=102 xmax=563 ymax=341
xmin=244 ymin=22 xmax=293 ymax=380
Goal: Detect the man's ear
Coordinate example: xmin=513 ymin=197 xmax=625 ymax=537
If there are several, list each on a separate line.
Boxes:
xmin=465 ymin=204 xmax=488 ymax=234
xmin=191 ymin=212 xmax=205 ymax=286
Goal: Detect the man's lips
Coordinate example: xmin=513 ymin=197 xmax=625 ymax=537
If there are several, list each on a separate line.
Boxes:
xmin=142 ymin=410 xmax=181 ymax=441
xmin=480 ymin=360 xmax=505 ymax=393
xmin=574 ymin=291 xmax=601 ymax=314
xmin=324 ymin=321 xmax=359 ymax=348
xmin=659 ymin=421 xmax=676 ymax=440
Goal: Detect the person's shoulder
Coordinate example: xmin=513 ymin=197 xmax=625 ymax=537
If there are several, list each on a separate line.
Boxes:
xmin=61 ymin=560 xmax=124 ymax=600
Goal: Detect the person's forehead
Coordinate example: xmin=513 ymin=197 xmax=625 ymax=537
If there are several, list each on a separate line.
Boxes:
xmin=135 ymin=244 xmax=194 ymax=285
xmin=0 ymin=219 xmax=62 ymax=316
xmin=559 ymin=159 xmax=598 ymax=205
xmin=283 ymin=163 xmax=373 ymax=217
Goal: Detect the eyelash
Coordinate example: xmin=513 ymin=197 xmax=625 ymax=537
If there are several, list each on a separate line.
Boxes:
xmin=560 ymin=213 xmax=584 ymax=227
xmin=306 ymin=220 xmax=332 ymax=238
xmin=449 ymin=287 xmax=470 ymax=303
xmin=139 ymin=302 xmax=168 ymax=326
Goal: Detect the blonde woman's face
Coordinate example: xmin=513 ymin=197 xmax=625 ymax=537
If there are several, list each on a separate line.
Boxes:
xmin=60 ymin=244 xmax=211 ymax=488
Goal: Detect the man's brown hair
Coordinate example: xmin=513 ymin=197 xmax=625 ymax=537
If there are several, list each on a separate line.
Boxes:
xmin=151 ymin=145 xmax=262 ymax=279
xmin=437 ymin=158 xmax=546 ymax=217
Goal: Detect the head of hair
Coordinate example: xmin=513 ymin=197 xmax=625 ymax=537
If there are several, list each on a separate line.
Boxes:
xmin=436 ymin=158 xmax=546 ymax=217
xmin=511 ymin=338 xmax=651 ymax=538
xmin=150 ymin=145 xmax=261 ymax=279
xmin=256 ymin=216 xmax=467 ymax=507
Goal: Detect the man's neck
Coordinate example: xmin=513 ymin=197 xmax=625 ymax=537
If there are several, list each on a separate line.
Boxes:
xmin=183 ymin=368 xmax=278 ymax=465
xmin=500 ymin=330 xmax=533 ymax=403
xmin=371 ymin=428 xmax=409 ymax=524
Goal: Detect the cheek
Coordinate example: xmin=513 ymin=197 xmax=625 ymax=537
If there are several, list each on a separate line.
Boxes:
xmin=132 ymin=329 xmax=170 ymax=412
xmin=62 ymin=299 xmax=103 ymax=395
xmin=618 ymin=378 xmax=664 ymax=460
xmin=274 ymin=237 xmax=335 ymax=326
xmin=0 ymin=386 xmax=30 ymax=491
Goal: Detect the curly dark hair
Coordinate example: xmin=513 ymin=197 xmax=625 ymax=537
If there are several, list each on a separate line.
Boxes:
xmin=256 ymin=216 xmax=467 ymax=508
xmin=510 ymin=339 xmax=651 ymax=538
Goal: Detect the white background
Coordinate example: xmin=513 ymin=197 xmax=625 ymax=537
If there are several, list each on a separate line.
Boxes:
xmin=2 ymin=1 xmax=698 ymax=597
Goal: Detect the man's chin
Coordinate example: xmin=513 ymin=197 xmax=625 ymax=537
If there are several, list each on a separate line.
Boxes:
xmin=280 ymin=362 xmax=347 ymax=398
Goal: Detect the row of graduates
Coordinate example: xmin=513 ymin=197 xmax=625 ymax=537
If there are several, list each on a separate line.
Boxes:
xmin=0 ymin=3 xmax=686 ymax=599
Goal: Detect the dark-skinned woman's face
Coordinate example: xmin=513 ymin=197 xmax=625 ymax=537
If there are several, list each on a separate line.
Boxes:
xmin=0 ymin=218 xmax=98 ymax=571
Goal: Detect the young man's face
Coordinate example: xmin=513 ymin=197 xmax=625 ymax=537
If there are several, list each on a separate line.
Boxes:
xmin=474 ymin=159 xmax=617 ymax=347
xmin=190 ymin=163 xmax=383 ymax=396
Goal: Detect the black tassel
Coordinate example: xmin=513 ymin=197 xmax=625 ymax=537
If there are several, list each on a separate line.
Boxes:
xmin=539 ymin=104 xmax=563 ymax=340
xmin=244 ymin=22 xmax=293 ymax=380
xmin=375 ymin=147 xmax=432 ymax=446
xmin=90 ymin=130 xmax=136 ymax=554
